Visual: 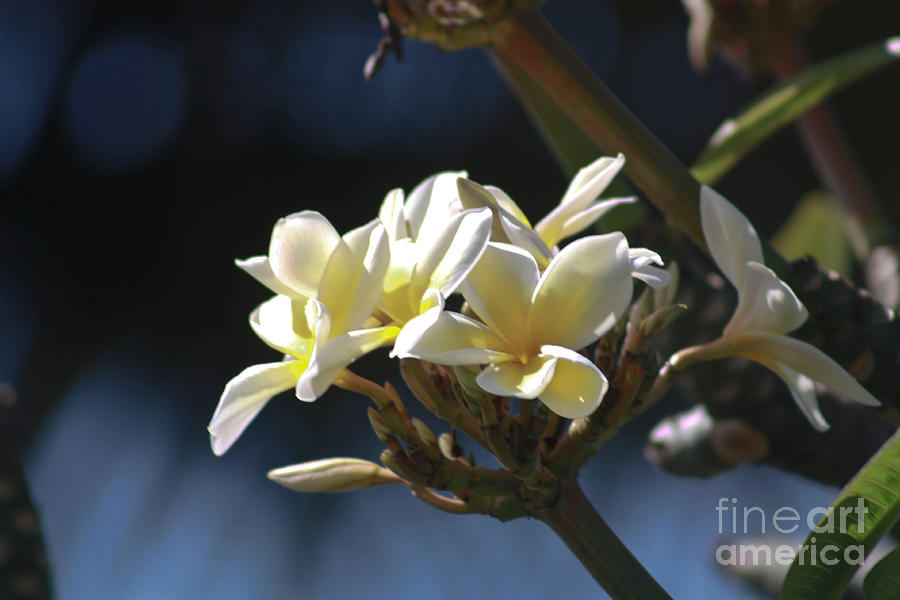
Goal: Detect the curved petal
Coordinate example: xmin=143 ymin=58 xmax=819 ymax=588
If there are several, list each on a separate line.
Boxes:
xmin=392 ymin=306 xmax=515 ymax=365
xmin=733 ymin=331 xmax=880 ymax=407
xmin=378 ymin=188 xmax=408 ymax=241
xmin=699 ymin=186 xmax=764 ymax=292
xmin=409 ymin=171 xmax=466 ymax=241
xmin=459 ymin=242 xmax=539 ymax=349
xmin=528 ymin=233 xmax=633 ymax=350
xmin=723 ymin=262 xmax=808 ymax=339
xmin=629 ymin=247 xmax=672 ymax=289
xmin=269 ymin=211 xmax=341 ymax=297
xmin=556 ymin=197 xmax=637 ymax=244
xmin=249 ymin=295 xmax=314 ymax=357
xmin=208 ymin=360 xmax=305 ymax=456
xmin=235 ymin=256 xmax=304 ymax=299
xmin=484 ymin=185 xmax=531 ymax=227
xmin=408 ymin=207 xmax=492 ymax=303
xmin=475 ymin=355 xmax=557 ymax=399
xmin=297 ymin=325 xmax=400 ymax=401
xmin=499 ymin=212 xmax=554 ymax=270
xmin=319 ymin=221 xmax=389 ymax=335
xmin=537 ymin=345 xmax=609 ymax=419
xmin=768 ymin=362 xmax=830 ymax=432
xmin=536 ymin=154 xmax=625 ymax=247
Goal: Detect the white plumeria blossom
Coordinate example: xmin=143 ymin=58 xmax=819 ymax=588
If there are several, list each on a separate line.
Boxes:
xmin=699 ymin=185 xmax=880 ymax=431
xmin=453 ymin=154 xmax=669 ymax=288
xmin=394 ymin=232 xmax=670 ymax=419
xmin=377 ymin=172 xmax=493 ymax=326
xmin=208 ymin=212 xmax=398 ymax=455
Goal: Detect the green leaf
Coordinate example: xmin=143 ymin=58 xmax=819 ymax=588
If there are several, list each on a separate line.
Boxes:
xmin=693 ymin=37 xmax=900 ymax=184
xmin=779 ymin=429 xmax=900 ymax=600
xmin=863 ymin=546 xmax=900 ymax=600
xmin=771 ymin=192 xmax=853 ymax=277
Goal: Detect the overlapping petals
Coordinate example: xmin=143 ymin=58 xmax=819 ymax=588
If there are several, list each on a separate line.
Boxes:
xmin=209 ymin=213 xmax=396 ymax=455
xmin=699 ymin=185 xmax=879 ymax=430
xmin=395 ymin=233 xmax=661 ymax=419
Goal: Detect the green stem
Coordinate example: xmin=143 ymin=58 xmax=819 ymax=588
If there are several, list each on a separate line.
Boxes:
xmin=539 ymin=481 xmax=674 ymax=600
xmin=491 ymin=10 xmax=706 ymax=251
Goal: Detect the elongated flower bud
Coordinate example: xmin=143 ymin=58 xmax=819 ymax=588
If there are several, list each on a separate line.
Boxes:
xmin=267 ymin=458 xmax=402 ymax=493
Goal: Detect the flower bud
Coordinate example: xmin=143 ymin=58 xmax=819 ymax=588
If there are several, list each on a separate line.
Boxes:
xmin=267 ymin=458 xmax=402 ymax=493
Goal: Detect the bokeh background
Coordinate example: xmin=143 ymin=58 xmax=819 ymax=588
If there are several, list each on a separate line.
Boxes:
xmin=2 ymin=0 xmax=898 ymax=597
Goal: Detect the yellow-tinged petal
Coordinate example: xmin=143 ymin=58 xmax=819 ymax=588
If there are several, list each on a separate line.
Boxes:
xmin=733 ymin=331 xmax=880 ymax=407
xmin=528 ymin=233 xmax=633 ymax=351
xmin=297 ymin=325 xmax=400 ymax=401
xmin=409 ymin=171 xmax=466 ymax=241
xmin=249 ymin=295 xmax=313 ymax=357
xmin=768 ymin=362 xmax=830 ymax=432
xmin=459 ymin=242 xmax=539 ymax=350
xmin=536 ymin=154 xmax=625 ymax=247
xmin=318 ymin=221 xmax=389 ymax=335
xmin=235 ymin=256 xmax=303 ymax=299
xmin=269 ymin=211 xmax=342 ymax=297
xmin=268 ymin=458 xmax=402 ymax=493
xmin=475 ymin=355 xmax=557 ymax=399
xmin=700 ymin=185 xmax=764 ymax=292
xmin=392 ymin=305 xmax=516 ymax=365
xmin=208 ymin=360 xmax=306 ymax=456
xmin=537 ymin=345 xmax=608 ymax=419
xmin=723 ymin=262 xmax=808 ymax=339
xmin=484 ymin=185 xmax=531 ymax=227
xmin=408 ymin=208 xmax=492 ymax=304
xmin=378 ymin=187 xmax=408 ymax=241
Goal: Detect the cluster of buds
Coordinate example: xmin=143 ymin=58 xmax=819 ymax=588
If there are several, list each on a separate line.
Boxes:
xmin=208 ymin=154 xmax=878 ymax=515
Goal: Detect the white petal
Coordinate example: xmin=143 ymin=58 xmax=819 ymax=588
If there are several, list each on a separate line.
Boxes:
xmin=408 ymin=207 xmax=492 ymax=303
xmin=296 ymin=325 xmax=400 ymax=401
xmin=268 ymin=458 xmax=400 ymax=493
xmin=536 ymin=154 xmax=625 ymax=247
xmin=269 ymin=211 xmax=342 ymax=297
xmin=459 ymin=242 xmax=539 ymax=349
xmin=235 ymin=256 xmax=304 ymax=298
xmin=629 ymin=247 xmax=671 ymax=289
xmin=723 ymin=262 xmax=807 ymax=338
xmin=378 ymin=188 xmax=408 ymax=241
xmin=409 ymin=171 xmax=466 ymax=241
xmin=249 ymin=295 xmax=314 ymax=357
xmin=537 ymin=345 xmax=609 ymax=418
xmin=556 ymin=197 xmax=637 ymax=243
xmin=475 ymin=355 xmax=557 ymax=399
xmin=500 ymin=212 xmax=554 ymax=269
xmin=208 ymin=360 xmax=305 ymax=455
xmin=699 ymin=186 xmax=764 ymax=292
xmin=733 ymin=331 xmax=880 ymax=407
xmin=484 ymin=185 xmax=532 ymax=227
xmin=319 ymin=221 xmax=390 ymax=335
xmin=768 ymin=362 xmax=830 ymax=432
xmin=528 ymin=233 xmax=633 ymax=350
xmin=392 ymin=306 xmax=515 ymax=365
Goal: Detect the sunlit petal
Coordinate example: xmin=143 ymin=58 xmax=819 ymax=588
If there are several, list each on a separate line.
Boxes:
xmin=408 ymin=207 xmax=492 ymax=302
xmin=733 ymin=331 xmax=880 ymax=407
xmin=700 ymin=185 xmax=764 ymax=291
xmin=410 ymin=171 xmax=466 ymax=241
xmin=528 ymin=233 xmax=633 ymax=350
xmin=484 ymin=185 xmax=531 ymax=227
xmin=378 ymin=187 xmax=409 ymax=241
xmin=392 ymin=306 xmax=515 ymax=365
xmin=297 ymin=326 xmax=400 ymax=401
xmin=629 ymin=247 xmax=672 ymax=289
xmin=556 ymin=197 xmax=637 ymax=243
xmin=269 ymin=211 xmax=342 ymax=296
xmin=249 ymin=295 xmax=313 ymax=357
xmin=723 ymin=262 xmax=808 ymax=338
xmin=475 ymin=355 xmax=557 ymax=399
xmin=208 ymin=360 xmax=305 ymax=456
xmin=537 ymin=345 xmax=609 ymax=418
xmin=459 ymin=242 xmax=539 ymax=348
xmin=235 ymin=256 xmax=303 ymax=298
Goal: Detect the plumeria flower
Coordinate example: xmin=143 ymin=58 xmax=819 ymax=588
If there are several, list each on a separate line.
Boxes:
xmin=453 ymin=154 xmax=668 ymax=287
xmin=208 ymin=213 xmax=397 ymax=455
xmin=377 ymin=172 xmax=493 ymax=326
xmin=393 ymin=232 xmax=669 ymax=419
xmin=694 ymin=186 xmax=880 ymax=431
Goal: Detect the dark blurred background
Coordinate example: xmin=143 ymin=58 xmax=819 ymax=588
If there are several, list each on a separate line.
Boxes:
xmin=1 ymin=0 xmax=898 ymax=597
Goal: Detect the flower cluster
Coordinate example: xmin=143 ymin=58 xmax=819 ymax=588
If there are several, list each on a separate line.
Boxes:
xmin=208 ymin=155 xmax=670 ymax=454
